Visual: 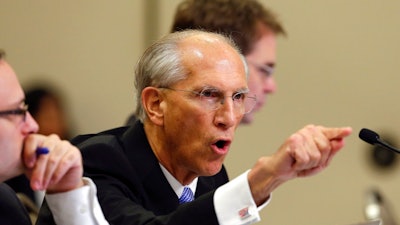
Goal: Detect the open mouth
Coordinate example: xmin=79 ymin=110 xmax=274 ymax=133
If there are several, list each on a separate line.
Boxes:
xmin=212 ymin=139 xmax=231 ymax=155
xmin=215 ymin=140 xmax=227 ymax=149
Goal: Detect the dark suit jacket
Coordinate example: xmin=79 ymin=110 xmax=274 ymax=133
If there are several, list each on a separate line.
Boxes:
xmin=38 ymin=121 xmax=229 ymax=225
xmin=125 ymin=113 xmax=137 ymax=126
xmin=5 ymin=174 xmax=36 ymax=204
xmin=0 ymin=183 xmax=32 ymax=225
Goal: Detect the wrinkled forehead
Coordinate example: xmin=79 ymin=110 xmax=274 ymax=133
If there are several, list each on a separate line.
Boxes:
xmin=179 ymin=34 xmax=247 ymax=79
xmin=178 ymin=35 xmax=247 ymax=92
xmin=181 ymin=34 xmax=242 ymax=61
xmin=0 ymin=60 xmax=24 ymax=108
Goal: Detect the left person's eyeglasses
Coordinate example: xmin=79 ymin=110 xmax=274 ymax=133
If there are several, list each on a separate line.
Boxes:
xmin=0 ymin=104 xmax=29 ymax=122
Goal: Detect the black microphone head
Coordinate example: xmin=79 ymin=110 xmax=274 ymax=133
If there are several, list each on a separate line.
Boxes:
xmin=359 ymin=128 xmax=380 ymax=145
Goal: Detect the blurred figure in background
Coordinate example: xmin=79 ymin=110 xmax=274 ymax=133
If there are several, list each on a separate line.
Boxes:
xmin=171 ymin=0 xmax=286 ymax=124
xmin=24 ymin=86 xmax=71 ymax=139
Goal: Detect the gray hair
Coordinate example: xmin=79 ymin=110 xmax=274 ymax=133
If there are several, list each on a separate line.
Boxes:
xmin=134 ymin=29 xmax=245 ymax=122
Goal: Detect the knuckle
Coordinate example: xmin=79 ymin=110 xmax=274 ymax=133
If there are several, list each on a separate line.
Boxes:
xmin=47 ymin=157 xmax=58 ymax=167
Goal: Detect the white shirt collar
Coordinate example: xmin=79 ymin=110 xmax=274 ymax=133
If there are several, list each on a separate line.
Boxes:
xmin=159 ymin=163 xmax=198 ymax=198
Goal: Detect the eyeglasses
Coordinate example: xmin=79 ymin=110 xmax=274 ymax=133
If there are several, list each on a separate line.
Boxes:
xmin=0 ymin=104 xmax=29 ymax=122
xmin=161 ymin=87 xmax=257 ymax=114
xmin=246 ymin=60 xmax=274 ymax=78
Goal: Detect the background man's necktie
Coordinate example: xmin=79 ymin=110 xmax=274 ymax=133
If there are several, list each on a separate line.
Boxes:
xmin=179 ymin=186 xmax=194 ymax=204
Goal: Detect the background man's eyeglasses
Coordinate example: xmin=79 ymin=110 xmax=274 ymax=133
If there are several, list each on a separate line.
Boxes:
xmin=0 ymin=104 xmax=28 ymax=122
xmin=160 ymin=87 xmax=257 ymax=114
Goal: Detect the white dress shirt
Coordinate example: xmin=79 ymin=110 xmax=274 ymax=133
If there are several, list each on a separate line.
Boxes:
xmin=160 ymin=165 xmax=271 ymax=225
xmin=45 ymin=168 xmax=270 ymax=225
xmin=45 ymin=177 xmax=109 ymax=225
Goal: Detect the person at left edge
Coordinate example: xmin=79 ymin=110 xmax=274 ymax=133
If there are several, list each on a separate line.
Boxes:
xmin=0 ymin=49 xmax=109 ymax=225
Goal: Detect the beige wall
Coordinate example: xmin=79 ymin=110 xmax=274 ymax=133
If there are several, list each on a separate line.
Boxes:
xmin=2 ymin=1 xmax=400 ymax=224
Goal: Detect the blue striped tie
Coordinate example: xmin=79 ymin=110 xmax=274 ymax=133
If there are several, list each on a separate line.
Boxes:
xmin=179 ymin=187 xmax=194 ymax=204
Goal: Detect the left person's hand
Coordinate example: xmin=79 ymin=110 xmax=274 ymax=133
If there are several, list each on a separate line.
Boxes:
xmin=22 ymin=134 xmax=85 ymax=193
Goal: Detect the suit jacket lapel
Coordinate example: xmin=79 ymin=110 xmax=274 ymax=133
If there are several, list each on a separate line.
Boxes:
xmin=0 ymin=183 xmax=32 ymax=225
xmin=121 ymin=122 xmax=180 ymax=214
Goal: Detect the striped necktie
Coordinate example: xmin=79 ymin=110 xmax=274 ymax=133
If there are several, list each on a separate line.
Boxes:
xmin=179 ymin=186 xmax=194 ymax=204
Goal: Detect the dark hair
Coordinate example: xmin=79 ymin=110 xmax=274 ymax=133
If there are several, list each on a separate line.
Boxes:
xmin=25 ymin=87 xmax=61 ymax=117
xmin=0 ymin=49 xmax=5 ymax=60
xmin=171 ymin=0 xmax=286 ymax=55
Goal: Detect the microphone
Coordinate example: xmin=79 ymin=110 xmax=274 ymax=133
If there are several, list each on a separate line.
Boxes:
xmin=359 ymin=128 xmax=400 ymax=154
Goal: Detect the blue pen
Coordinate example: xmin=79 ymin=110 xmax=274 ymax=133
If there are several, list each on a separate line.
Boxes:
xmin=36 ymin=147 xmax=49 ymax=156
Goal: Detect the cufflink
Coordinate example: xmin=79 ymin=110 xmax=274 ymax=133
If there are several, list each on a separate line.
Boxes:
xmin=238 ymin=206 xmax=250 ymax=220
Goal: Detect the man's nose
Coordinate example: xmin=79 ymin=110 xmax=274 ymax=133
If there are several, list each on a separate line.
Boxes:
xmin=263 ymin=76 xmax=277 ymax=93
xmin=22 ymin=112 xmax=39 ymax=134
xmin=214 ymin=97 xmax=237 ymax=128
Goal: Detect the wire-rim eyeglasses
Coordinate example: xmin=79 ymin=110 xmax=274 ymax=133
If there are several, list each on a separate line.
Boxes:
xmin=160 ymin=87 xmax=257 ymax=114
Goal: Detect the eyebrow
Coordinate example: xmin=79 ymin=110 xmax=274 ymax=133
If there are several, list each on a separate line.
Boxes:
xmin=19 ymin=98 xmax=25 ymax=105
xmin=266 ymin=62 xmax=275 ymax=68
xmin=236 ymin=88 xmax=249 ymax=93
xmin=199 ymin=85 xmax=249 ymax=94
xmin=13 ymin=99 xmax=26 ymax=108
xmin=0 ymin=99 xmax=24 ymax=112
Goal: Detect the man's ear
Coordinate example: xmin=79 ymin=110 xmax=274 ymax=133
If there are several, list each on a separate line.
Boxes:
xmin=141 ymin=87 xmax=164 ymax=126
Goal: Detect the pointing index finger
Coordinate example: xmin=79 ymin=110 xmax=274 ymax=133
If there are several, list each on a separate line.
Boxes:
xmin=323 ymin=126 xmax=353 ymax=140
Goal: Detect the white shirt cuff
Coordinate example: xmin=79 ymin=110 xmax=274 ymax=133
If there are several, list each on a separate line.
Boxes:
xmin=214 ymin=170 xmax=271 ymax=225
xmin=45 ymin=177 xmax=109 ymax=225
